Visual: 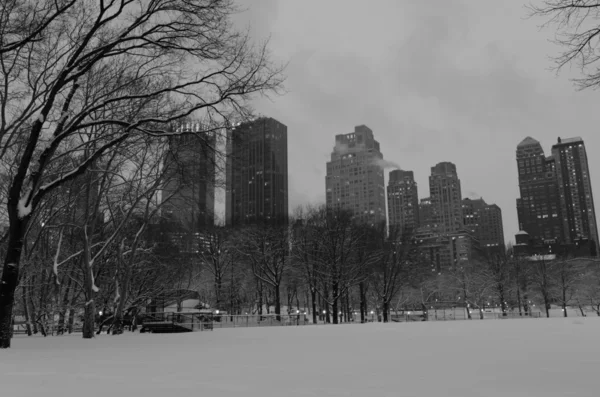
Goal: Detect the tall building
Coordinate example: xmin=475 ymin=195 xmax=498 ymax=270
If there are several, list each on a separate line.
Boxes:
xmin=516 ymin=137 xmax=564 ymax=243
xmin=325 ymin=125 xmax=386 ymax=225
xmin=551 ymin=137 xmax=599 ymax=249
xmin=429 ymin=162 xmax=463 ymax=234
xmin=418 ymin=197 xmax=434 ymax=229
xmin=387 ymin=170 xmax=419 ymax=235
xmin=162 ymin=123 xmax=216 ymax=230
xmin=225 ymin=117 xmax=288 ymax=226
xmin=462 ymin=198 xmax=505 ymax=254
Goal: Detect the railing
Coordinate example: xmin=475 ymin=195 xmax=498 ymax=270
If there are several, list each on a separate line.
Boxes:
xmin=139 ymin=312 xmax=214 ymax=331
xmin=211 ymin=314 xmax=310 ymax=328
xmin=140 ymin=312 xmax=310 ymax=330
xmin=425 ymin=309 xmax=542 ymax=321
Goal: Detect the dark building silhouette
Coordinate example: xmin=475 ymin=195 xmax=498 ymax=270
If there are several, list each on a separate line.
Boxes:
xmin=551 ymin=137 xmax=599 ymax=250
xmin=513 ymin=230 xmax=596 ymax=259
xmin=162 ymin=124 xmax=216 ymax=231
xmin=387 ymin=170 xmax=419 ymax=235
xmin=462 ymin=198 xmax=505 ymax=255
xmin=325 ymin=125 xmax=386 ymax=225
xmin=515 ymin=136 xmax=598 ymax=257
xmin=515 ymin=137 xmax=563 ymax=244
xmin=226 ymin=117 xmax=288 ymax=226
xmin=418 ymin=197 xmax=433 ymax=228
xmin=414 ymin=227 xmax=481 ymax=272
xmin=429 ymin=162 xmax=463 ymax=234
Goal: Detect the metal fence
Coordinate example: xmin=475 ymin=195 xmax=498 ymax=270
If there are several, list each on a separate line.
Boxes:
xmin=140 ymin=312 xmax=310 ymax=331
xmin=420 ymin=309 xmax=541 ymax=321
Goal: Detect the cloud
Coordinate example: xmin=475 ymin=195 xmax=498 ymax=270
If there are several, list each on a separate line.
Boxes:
xmin=465 ymin=191 xmax=482 ymax=200
xmin=372 ymin=158 xmax=401 ymax=170
xmin=333 ymin=141 xmax=349 ymax=155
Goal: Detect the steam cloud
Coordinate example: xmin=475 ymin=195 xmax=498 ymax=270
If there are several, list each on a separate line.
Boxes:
xmin=372 ymin=158 xmax=402 ymax=170
xmin=334 ymin=141 xmax=349 ymax=154
xmin=466 ymin=190 xmax=481 ymax=200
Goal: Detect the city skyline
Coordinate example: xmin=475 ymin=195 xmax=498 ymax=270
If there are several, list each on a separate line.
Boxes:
xmin=230 ymin=0 xmax=600 ymax=246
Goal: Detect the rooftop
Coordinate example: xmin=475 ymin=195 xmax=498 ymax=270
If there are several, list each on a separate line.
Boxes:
xmin=517 ymin=136 xmax=540 ymax=148
xmin=554 ymin=136 xmax=584 ymax=146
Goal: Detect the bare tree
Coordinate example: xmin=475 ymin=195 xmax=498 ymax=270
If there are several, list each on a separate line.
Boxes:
xmin=577 ymin=260 xmax=600 ymax=315
xmin=0 ymin=0 xmax=284 ymax=348
xmin=369 ymin=225 xmax=417 ymax=323
xmin=528 ymin=1 xmax=600 ymax=90
xmin=309 ymin=207 xmax=372 ymax=324
xmin=527 ymin=258 xmax=556 ymax=318
xmin=290 ymin=206 xmax=323 ymax=323
xmin=196 ymin=226 xmax=236 ymax=310
xmin=551 ymin=258 xmax=588 ymax=317
xmin=239 ymin=224 xmax=290 ymax=320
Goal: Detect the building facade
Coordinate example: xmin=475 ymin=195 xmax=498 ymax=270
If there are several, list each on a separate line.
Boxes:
xmin=429 ymin=162 xmax=463 ymax=234
xmin=387 ymin=170 xmax=420 ymax=235
xmin=418 ymin=197 xmax=434 ymax=229
xmin=462 ymin=198 xmax=505 ymax=255
xmin=325 ymin=125 xmax=386 ymax=225
xmin=225 ymin=117 xmax=288 ymax=226
xmin=162 ymin=123 xmax=216 ymax=231
xmin=515 ymin=137 xmax=563 ymax=244
xmin=551 ymin=137 xmax=599 ymax=249
xmin=516 ymin=136 xmax=598 ymax=256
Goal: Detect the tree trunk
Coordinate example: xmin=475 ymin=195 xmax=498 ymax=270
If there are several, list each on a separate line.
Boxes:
xmin=516 ymin=287 xmax=522 ymax=316
xmin=562 ymin=289 xmax=567 ymax=317
xmin=82 ymin=255 xmax=96 ymax=339
xmin=382 ymin=301 xmax=390 ymax=323
xmin=257 ymin=281 xmax=263 ymax=316
xmin=215 ymin=273 xmax=222 ymax=309
xmin=21 ymin=281 xmax=32 ymax=336
xmin=67 ymin=307 xmax=76 ymax=334
xmin=37 ymin=269 xmax=49 ymax=334
xmin=359 ymin=282 xmax=366 ymax=323
xmin=311 ymin=289 xmax=317 ymax=324
xmin=0 ymin=210 xmax=29 ymax=348
xmin=113 ymin=257 xmax=132 ymax=335
xmin=498 ymin=284 xmax=507 ymax=317
xmin=331 ymin=280 xmax=339 ymax=324
xmin=57 ymin=275 xmax=73 ymax=335
xmin=274 ymin=284 xmax=281 ymax=322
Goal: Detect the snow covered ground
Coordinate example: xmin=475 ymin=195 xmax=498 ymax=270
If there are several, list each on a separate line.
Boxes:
xmin=3 ymin=317 xmax=599 ymax=397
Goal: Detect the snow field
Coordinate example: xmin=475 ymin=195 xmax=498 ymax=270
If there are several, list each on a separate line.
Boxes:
xmin=2 ymin=317 xmax=599 ymax=397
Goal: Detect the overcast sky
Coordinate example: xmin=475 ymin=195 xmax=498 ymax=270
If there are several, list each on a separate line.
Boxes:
xmin=227 ymin=0 xmax=600 ymax=245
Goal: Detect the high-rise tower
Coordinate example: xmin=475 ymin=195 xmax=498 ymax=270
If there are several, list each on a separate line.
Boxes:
xmin=325 ymin=125 xmax=386 ymax=225
xmin=516 ymin=137 xmax=563 ymax=243
xmin=429 ymin=162 xmax=463 ymax=234
xmin=462 ymin=198 xmax=505 ymax=254
xmin=387 ymin=170 xmax=419 ymax=235
xmin=225 ymin=117 xmax=288 ymax=226
xmin=162 ymin=123 xmax=216 ymax=230
xmin=552 ymin=137 xmax=598 ymax=248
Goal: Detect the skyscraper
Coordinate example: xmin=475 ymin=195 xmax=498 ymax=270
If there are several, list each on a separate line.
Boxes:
xmin=429 ymin=162 xmax=463 ymax=234
xmin=516 ymin=137 xmax=563 ymax=243
xmin=225 ymin=117 xmax=288 ymax=226
xmin=162 ymin=123 xmax=216 ymax=231
xmin=387 ymin=170 xmax=419 ymax=235
xmin=552 ymin=137 xmax=598 ymax=248
xmin=462 ymin=198 xmax=505 ymax=254
xmin=325 ymin=125 xmax=386 ymax=225
xmin=418 ymin=197 xmax=434 ymax=229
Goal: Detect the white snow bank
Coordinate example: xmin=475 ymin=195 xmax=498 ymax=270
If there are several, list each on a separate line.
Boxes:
xmin=3 ymin=317 xmax=600 ymax=397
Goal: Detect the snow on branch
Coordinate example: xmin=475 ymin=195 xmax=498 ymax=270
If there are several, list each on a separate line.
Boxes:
xmin=52 ymin=228 xmax=64 ymax=285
